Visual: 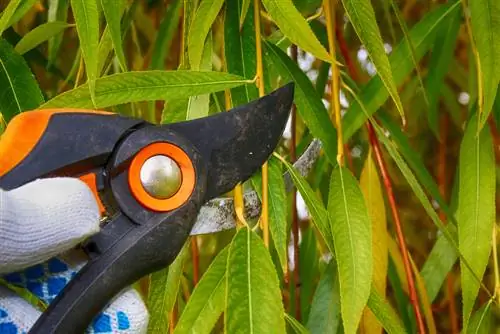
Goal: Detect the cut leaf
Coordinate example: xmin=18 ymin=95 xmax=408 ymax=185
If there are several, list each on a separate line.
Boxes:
xmin=251 ymin=157 xmax=288 ymax=273
xmin=71 ymin=0 xmax=99 ymax=106
xmin=306 ymin=260 xmax=341 ymax=334
xmin=276 ymin=154 xmax=334 ymax=253
xmin=366 ymin=289 xmax=408 ymax=334
xmin=264 ymin=41 xmax=338 ymax=164
xmin=0 ymin=0 xmax=22 ymax=35
xmin=41 ymin=71 xmax=248 ymax=108
xmin=458 ymin=113 xmax=495 ymax=330
xmin=341 ymin=0 xmax=405 ymax=122
xmin=261 ymin=0 xmax=331 ymax=62
xmin=101 ymin=0 xmax=127 ymax=71
xmin=342 ymin=1 xmax=461 ymax=140
xmin=173 ymin=245 xmax=229 ymax=334
xmin=147 ymin=242 xmax=189 ymax=333
xmin=328 ymin=166 xmax=372 ymax=333
xmin=359 ymin=151 xmax=387 ymax=334
xmin=469 ymin=0 xmax=500 ymax=127
xmin=424 ymin=7 xmax=461 ymax=137
xmin=225 ymin=227 xmax=286 ymax=334
xmin=15 ymin=21 xmax=73 ymax=55
xmin=0 ymin=39 xmax=44 ymax=124
xmin=187 ymin=0 xmax=224 ymax=69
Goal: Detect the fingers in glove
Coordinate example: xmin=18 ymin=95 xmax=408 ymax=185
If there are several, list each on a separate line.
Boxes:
xmin=3 ymin=250 xmax=149 ymax=334
xmin=0 ymin=177 xmax=100 ymax=274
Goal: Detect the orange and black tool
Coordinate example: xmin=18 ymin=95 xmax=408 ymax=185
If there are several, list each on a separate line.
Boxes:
xmin=0 ymin=83 xmax=294 ymax=334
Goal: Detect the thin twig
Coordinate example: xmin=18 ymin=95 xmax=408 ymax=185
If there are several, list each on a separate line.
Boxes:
xmin=253 ymin=0 xmax=269 ymax=247
xmin=335 ymin=17 xmax=426 ymax=334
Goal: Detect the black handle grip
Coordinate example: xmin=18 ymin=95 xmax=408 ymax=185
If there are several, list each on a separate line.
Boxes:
xmin=28 ymin=208 xmax=194 ymax=334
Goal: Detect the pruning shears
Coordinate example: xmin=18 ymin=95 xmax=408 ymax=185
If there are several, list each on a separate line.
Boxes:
xmin=0 ymin=83 xmax=294 ymax=334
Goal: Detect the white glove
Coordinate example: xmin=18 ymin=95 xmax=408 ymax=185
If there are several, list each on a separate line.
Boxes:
xmin=0 ymin=178 xmax=149 ymax=333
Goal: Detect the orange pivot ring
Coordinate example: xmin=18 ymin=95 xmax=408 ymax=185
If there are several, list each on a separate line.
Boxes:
xmin=128 ymin=142 xmax=195 ymax=212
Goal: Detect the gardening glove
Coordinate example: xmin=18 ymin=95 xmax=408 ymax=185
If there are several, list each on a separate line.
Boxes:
xmin=0 ymin=177 xmax=149 ymax=334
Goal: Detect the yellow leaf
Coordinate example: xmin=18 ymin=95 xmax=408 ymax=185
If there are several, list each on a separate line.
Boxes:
xmin=359 ymin=151 xmax=388 ymax=334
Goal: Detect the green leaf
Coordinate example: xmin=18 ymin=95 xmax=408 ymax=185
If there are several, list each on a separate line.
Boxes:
xmin=299 ymin=226 xmax=319 ymax=322
xmin=150 ymin=0 xmax=183 ymax=70
xmin=9 ymin=0 xmax=38 ymax=27
xmin=187 ymin=0 xmax=224 ymax=69
xmin=0 ymin=0 xmax=22 ymax=36
xmin=239 ymin=0 xmax=251 ymax=28
xmin=71 ymin=0 xmax=99 ymax=106
xmin=0 ymin=39 xmax=44 ymax=124
xmin=458 ymin=113 xmax=495 ymax=330
xmin=47 ymin=0 xmax=70 ymax=68
xmin=328 ymin=166 xmax=372 ymax=333
xmin=341 ymin=0 xmax=405 ymax=122
xmin=186 ymin=33 xmax=212 ymax=120
xmin=147 ymin=242 xmax=189 ymax=333
xmin=276 ymin=154 xmax=334 ymax=253
xmin=14 ymin=21 xmax=73 ymax=55
xmin=41 ymin=71 xmax=248 ymax=108
xmin=225 ymin=0 xmax=258 ymax=106
xmin=162 ymin=98 xmax=189 ymax=124
xmin=251 ymin=157 xmax=288 ymax=273
xmin=225 ymin=227 xmax=286 ymax=334
xmin=366 ymin=289 xmax=408 ymax=334
xmin=261 ymin=0 xmax=331 ymax=62
xmin=342 ymin=1 xmax=461 ymax=141
xmin=101 ymin=0 xmax=127 ymax=71
xmin=306 ymin=261 xmax=341 ymax=334
xmin=173 ymin=246 xmax=229 ymax=334
xmin=469 ymin=0 xmax=500 ymax=127
xmin=264 ymin=41 xmax=338 ymax=164
xmin=466 ymin=301 xmax=493 ymax=334
xmin=424 ymin=7 xmax=461 ymax=137
xmin=285 ymin=313 xmax=310 ymax=334
xmin=359 ymin=151 xmax=388 ymax=334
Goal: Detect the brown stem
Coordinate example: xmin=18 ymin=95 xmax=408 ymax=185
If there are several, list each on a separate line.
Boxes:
xmin=335 ymin=21 xmax=426 ymax=334
xmin=191 ymin=237 xmax=199 ymax=286
xmin=438 ymin=114 xmax=458 ymax=334
xmin=289 ymin=44 xmax=301 ymax=321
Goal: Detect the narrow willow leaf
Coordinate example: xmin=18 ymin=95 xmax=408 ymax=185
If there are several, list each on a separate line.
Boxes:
xmin=306 ymin=261 xmax=341 ymax=334
xmin=251 ymin=157 xmax=288 ymax=273
xmin=359 ymin=151 xmax=387 ymax=334
xmin=15 ymin=22 xmax=73 ymax=55
xmin=299 ymin=226 xmax=318 ymax=322
xmin=409 ymin=257 xmax=437 ymax=334
xmin=458 ymin=113 xmax=495 ymax=330
xmin=47 ymin=0 xmax=70 ymax=68
xmin=71 ymin=0 xmax=99 ymax=106
xmin=42 ymin=71 xmax=248 ymax=108
xmin=0 ymin=0 xmax=22 ymax=35
xmin=186 ymin=33 xmax=212 ymax=120
xmin=239 ymin=0 xmax=251 ymax=28
xmin=101 ymin=0 xmax=127 ymax=71
xmin=470 ymin=0 xmax=500 ymax=127
xmin=225 ymin=0 xmax=258 ymax=106
xmin=342 ymin=1 xmax=461 ymax=140
xmin=424 ymin=7 xmax=460 ymax=137
xmin=367 ymin=289 xmax=408 ymax=334
xmin=419 ymin=224 xmax=458 ymax=302
xmin=225 ymin=227 xmax=286 ymax=334
xmin=285 ymin=314 xmax=310 ymax=334
xmin=187 ymin=0 xmax=224 ymax=69
xmin=150 ymin=0 xmax=182 ymax=70
xmin=8 ymin=0 xmax=38 ymax=27
xmin=264 ymin=41 xmax=338 ymax=164
xmin=162 ymin=98 xmax=189 ymax=124
xmin=341 ymin=0 xmax=405 ymax=121
xmin=387 ymin=257 xmax=415 ymax=331
xmin=276 ymin=154 xmax=334 ymax=253
xmin=147 ymin=243 xmax=189 ymax=333
xmin=173 ymin=246 xmax=229 ymax=334
xmin=0 ymin=39 xmax=44 ymax=123
xmin=328 ymin=166 xmax=372 ymax=333
xmin=466 ymin=301 xmax=492 ymax=334
xmin=261 ymin=0 xmax=331 ymax=62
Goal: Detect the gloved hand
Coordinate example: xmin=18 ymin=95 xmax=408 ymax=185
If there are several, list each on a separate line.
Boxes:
xmin=0 ymin=178 xmax=149 ymax=334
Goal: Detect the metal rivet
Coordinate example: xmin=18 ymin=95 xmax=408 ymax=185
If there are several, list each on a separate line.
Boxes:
xmin=140 ymin=155 xmax=182 ymax=199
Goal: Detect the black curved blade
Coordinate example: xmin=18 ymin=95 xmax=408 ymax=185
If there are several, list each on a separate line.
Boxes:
xmin=166 ymin=82 xmax=294 ymax=200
